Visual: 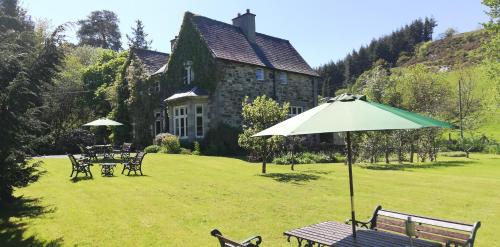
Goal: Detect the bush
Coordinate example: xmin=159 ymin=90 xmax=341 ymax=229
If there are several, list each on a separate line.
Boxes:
xmin=55 ymin=129 xmax=95 ymax=154
xmin=486 ymin=144 xmax=500 ymax=155
xmin=161 ymin=135 xmax=181 ymax=154
xmin=180 ymin=148 xmax=192 ymax=155
xmin=273 ymin=152 xmax=336 ymax=165
xmin=440 ymin=151 xmax=467 ymax=157
xmin=144 ymin=145 xmax=161 ymax=153
xmin=154 ymin=133 xmax=177 ymax=146
xmin=201 ymin=123 xmax=244 ymax=156
xmin=193 ymin=141 xmax=201 ymax=155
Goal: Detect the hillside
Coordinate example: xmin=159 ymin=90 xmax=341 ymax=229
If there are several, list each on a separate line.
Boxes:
xmin=397 ymin=29 xmax=498 ymax=140
xmin=397 ymin=29 xmax=491 ymax=68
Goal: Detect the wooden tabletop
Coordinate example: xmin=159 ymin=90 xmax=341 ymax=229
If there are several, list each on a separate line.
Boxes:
xmin=284 ymin=221 xmax=440 ymax=247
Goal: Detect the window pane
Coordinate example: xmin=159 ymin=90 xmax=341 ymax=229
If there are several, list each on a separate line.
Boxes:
xmin=196 ymin=105 xmax=202 ymax=114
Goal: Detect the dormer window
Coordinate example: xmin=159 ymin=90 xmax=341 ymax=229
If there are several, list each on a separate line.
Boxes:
xmin=279 ymin=72 xmax=287 ymax=84
xmin=183 ymin=60 xmax=194 ymax=84
xmin=256 ymin=68 xmax=264 ymax=81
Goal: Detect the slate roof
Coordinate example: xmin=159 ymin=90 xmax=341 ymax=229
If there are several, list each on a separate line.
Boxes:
xmin=164 ymin=87 xmax=209 ymax=102
xmin=131 ymin=48 xmax=169 ymax=76
xmin=189 ymin=13 xmax=319 ymax=77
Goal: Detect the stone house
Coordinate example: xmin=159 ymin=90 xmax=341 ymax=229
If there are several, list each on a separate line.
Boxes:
xmin=152 ymin=10 xmax=319 ymax=142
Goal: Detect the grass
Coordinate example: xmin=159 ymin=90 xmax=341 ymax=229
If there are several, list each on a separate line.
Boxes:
xmin=2 ymin=153 xmax=499 ymax=246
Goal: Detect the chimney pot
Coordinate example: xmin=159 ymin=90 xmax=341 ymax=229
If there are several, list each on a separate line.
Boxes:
xmin=246 ymin=9 xmax=250 ymax=13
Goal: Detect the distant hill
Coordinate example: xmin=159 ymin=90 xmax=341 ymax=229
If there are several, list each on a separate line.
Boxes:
xmin=396 ymin=29 xmax=491 ymax=69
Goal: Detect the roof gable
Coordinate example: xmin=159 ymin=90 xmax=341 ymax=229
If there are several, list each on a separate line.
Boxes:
xmin=189 ymin=13 xmax=319 ymax=77
xmin=131 ymin=48 xmax=169 ymax=75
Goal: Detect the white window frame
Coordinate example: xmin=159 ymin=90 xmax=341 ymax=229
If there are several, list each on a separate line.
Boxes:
xmin=184 ymin=60 xmax=194 ymax=85
xmin=279 ymin=71 xmax=288 ymax=84
xmin=195 ymin=104 xmax=204 ymax=138
xmin=255 ymin=68 xmax=264 ymax=81
xmin=173 ymin=105 xmax=188 ymax=138
xmin=289 ymin=106 xmax=303 ymax=117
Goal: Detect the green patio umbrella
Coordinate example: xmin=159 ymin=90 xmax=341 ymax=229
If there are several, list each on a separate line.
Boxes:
xmin=83 ymin=118 xmax=123 ymax=126
xmin=253 ymin=93 xmax=454 ymax=237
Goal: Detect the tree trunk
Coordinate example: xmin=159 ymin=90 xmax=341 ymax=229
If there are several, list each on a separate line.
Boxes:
xmin=290 ymin=150 xmax=295 ymax=171
xmin=409 ymin=143 xmax=414 ymax=163
xmin=262 ymin=160 xmax=267 ymax=174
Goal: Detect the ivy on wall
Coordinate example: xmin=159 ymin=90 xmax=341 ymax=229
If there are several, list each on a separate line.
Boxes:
xmin=159 ymin=12 xmax=221 ymax=96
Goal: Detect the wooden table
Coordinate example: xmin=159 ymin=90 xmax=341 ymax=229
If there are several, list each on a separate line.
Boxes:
xmin=284 ymin=221 xmax=440 ymax=247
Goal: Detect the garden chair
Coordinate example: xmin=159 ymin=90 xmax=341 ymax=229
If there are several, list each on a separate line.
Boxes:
xmin=68 ymin=154 xmax=93 ymax=178
xmin=78 ymin=144 xmax=97 ymax=161
xmin=210 ymin=229 xmax=262 ymax=247
xmin=114 ymin=142 xmax=133 ymax=160
xmin=122 ymin=151 xmax=146 ymax=176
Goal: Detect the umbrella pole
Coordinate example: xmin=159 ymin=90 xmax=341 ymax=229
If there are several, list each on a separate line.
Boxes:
xmin=346 ymin=131 xmax=357 ymax=238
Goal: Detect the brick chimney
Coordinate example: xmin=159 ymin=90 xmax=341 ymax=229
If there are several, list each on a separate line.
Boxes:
xmin=232 ymin=9 xmax=256 ymax=43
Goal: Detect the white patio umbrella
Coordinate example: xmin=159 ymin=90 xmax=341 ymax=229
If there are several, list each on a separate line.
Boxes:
xmin=83 ymin=118 xmax=123 ymax=126
xmin=253 ymin=93 xmax=454 ymax=237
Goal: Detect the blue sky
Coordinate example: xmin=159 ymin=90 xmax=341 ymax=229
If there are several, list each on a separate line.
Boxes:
xmin=22 ymin=0 xmax=488 ymax=67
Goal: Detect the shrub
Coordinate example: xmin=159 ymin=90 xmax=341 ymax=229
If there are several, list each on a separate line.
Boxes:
xmin=273 ymin=152 xmax=336 ymax=165
xmin=440 ymin=151 xmax=467 ymax=157
xmin=180 ymin=148 xmax=192 ymax=155
xmin=201 ymin=123 xmax=244 ymax=156
xmin=486 ymin=144 xmax=500 ymax=155
xmin=192 ymin=141 xmax=201 ymax=155
xmin=144 ymin=145 xmax=161 ymax=153
xmin=55 ymin=129 xmax=95 ymax=154
xmin=161 ymin=135 xmax=181 ymax=154
xmin=154 ymin=133 xmax=177 ymax=146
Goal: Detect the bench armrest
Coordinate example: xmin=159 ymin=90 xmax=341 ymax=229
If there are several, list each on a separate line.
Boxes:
xmin=345 ymin=219 xmax=372 ymax=229
xmin=241 ymin=235 xmax=262 ymax=247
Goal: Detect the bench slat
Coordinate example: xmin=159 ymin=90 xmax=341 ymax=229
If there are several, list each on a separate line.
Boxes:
xmin=377 ymin=217 xmax=471 ymax=241
xmin=378 ymin=210 xmax=474 ymax=232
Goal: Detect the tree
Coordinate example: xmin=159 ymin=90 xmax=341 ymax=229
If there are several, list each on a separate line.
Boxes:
xmin=238 ymin=96 xmax=289 ymax=174
xmin=126 ymin=20 xmax=152 ymax=49
xmin=0 ymin=0 xmax=65 ymax=201
xmin=77 ymin=10 xmax=122 ymax=51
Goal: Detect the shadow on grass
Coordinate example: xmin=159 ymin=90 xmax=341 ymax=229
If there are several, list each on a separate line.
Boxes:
xmin=360 ymin=160 xmax=476 ymax=171
xmin=70 ymin=176 xmax=93 ymax=183
xmin=0 ymin=197 xmax=63 ymax=247
xmin=260 ymin=173 xmax=321 ymax=185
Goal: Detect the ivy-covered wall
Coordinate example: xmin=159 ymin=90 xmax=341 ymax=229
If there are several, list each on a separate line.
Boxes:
xmin=159 ymin=12 xmax=220 ymax=99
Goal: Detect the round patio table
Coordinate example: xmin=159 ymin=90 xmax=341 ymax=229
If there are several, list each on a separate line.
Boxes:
xmin=100 ymin=163 xmax=117 ymax=176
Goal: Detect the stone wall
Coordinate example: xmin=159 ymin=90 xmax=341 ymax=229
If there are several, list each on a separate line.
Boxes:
xmin=211 ymin=60 xmax=317 ymax=128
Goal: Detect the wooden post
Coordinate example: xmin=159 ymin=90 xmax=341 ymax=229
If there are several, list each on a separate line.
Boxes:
xmin=346 ymin=132 xmax=357 ymax=237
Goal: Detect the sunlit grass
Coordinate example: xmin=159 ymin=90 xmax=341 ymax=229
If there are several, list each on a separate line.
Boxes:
xmin=2 ymin=153 xmax=499 ymax=246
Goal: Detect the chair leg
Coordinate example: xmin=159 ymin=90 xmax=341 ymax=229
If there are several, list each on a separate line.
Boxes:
xmin=127 ymin=169 xmax=131 ymax=176
xmin=70 ymin=169 xmax=74 ymax=177
xmin=121 ymin=166 xmax=125 ymax=174
xmin=139 ymin=167 xmax=143 ymax=176
xmin=88 ymin=167 xmax=93 ymax=178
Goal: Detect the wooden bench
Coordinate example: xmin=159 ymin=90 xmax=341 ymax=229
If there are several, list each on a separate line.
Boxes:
xmin=347 ymin=205 xmax=481 ymax=247
xmin=210 ymin=229 xmax=262 ymax=247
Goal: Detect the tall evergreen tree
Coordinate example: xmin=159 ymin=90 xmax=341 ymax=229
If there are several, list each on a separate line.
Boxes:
xmin=77 ymin=10 xmax=122 ymax=51
xmin=126 ymin=20 xmax=152 ymax=49
xmin=0 ymin=0 xmax=65 ymax=201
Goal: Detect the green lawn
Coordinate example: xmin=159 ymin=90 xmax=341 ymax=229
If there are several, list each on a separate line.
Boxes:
xmin=2 ymin=153 xmax=499 ymax=246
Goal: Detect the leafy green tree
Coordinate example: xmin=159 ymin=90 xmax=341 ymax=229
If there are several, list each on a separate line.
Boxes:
xmin=41 ymin=45 xmax=104 ymax=149
xmin=81 ymin=50 xmax=128 ymax=143
xmin=77 ymin=10 xmax=122 ymax=51
xmin=125 ymin=56 xmax=157 ymax=148
xmin=481 ymin=0 xmax=500 ymax=104
xmin=0 ymin=0 xmax=65 ymax=201
xmin=126 ymin=20 xmax=152 ymax=49
xmin=238 ymin=96 xmax=289 ymax=174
